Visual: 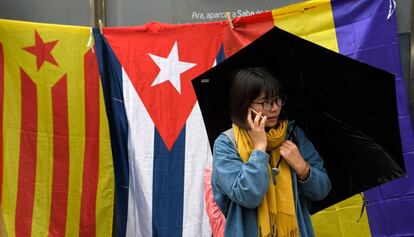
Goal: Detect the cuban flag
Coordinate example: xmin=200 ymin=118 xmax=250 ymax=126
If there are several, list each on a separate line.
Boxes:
xmin=94 ymin=23 xmax=226 ymax=237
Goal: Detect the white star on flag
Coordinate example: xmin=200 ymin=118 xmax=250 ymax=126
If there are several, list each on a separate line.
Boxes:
xmin=149 ymin=41 xmax=196 ymax=94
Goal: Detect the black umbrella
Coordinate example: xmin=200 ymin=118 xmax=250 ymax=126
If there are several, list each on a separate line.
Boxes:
xmin=192 ymin=26 xmax=406 ymax=214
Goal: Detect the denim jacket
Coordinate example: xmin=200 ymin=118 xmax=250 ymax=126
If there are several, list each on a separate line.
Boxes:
xmin=211 ymin=122 xmax=331 ymax=237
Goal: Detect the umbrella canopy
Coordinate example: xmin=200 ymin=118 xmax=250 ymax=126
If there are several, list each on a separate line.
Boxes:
xmin=192 ymin=26 xmax=406 ymax=213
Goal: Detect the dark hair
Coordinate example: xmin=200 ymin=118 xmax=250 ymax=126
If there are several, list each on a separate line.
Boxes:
xmin=229 ymin=67 xmax=286 ymax=129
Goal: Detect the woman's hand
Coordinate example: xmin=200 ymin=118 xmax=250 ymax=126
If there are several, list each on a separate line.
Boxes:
xmin=280 ymin=140 xmax=310 ymax=180
xmin=246 ymin=109 xmax=267 ymax=152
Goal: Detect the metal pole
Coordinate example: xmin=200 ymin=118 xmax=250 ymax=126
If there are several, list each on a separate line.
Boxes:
xmin=90 ymin=0 xmax=106 ymax=27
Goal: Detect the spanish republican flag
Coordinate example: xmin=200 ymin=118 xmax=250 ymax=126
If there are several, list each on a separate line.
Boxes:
xmin=0 ymin=19 xmax=114 ymax=237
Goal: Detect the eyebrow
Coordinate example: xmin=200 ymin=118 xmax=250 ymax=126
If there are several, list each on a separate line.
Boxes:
xmin=253 ymin=98 xmax=266 ymax=102
xmin=257 ymin=96 xmax=277 ymax=101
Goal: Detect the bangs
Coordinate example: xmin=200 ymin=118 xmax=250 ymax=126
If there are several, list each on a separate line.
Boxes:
xmin=247 ymin=68 xmax=282 ymax=101
xmin=262 ymin=77 xmax=282 ymax=100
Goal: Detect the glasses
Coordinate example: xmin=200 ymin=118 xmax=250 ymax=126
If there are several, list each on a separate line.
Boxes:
xmin=252 ymin=95 xmax=286 ymax=111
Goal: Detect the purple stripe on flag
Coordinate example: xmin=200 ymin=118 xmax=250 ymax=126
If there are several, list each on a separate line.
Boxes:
xmin=332 ymin=0 xmax=414 ymax=236
xmin=362 ymin=152 xmax=414 ymax=236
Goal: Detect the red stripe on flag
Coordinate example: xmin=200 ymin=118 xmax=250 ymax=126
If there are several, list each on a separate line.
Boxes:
xmin=79 ymin=48 xmax=100 ymax=237
xmin=0 ymin=44 xmax=4 ymax=205
xmin=223 ymin=11 xmax=274 ymax=57
xmin=49 ymin=75 xmax=69 ymax=237
xmin=15 ymin=68 xmax=37 ymax=237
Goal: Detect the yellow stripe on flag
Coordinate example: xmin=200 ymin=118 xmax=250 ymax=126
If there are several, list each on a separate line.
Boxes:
xmin=96 ymin=84 xmax=114 ymax=237
xmin=272 ymin=1 xmax=371 ymax=236
xmin=272 ymin=0 xmax=339 ymax=52
xmin=312 ymin=194 xmax=371 ymax=237
xmin=32 ymin=74 xmax=54 ymax=237
xmin=1 ymin=19 xmax=27 ymax=237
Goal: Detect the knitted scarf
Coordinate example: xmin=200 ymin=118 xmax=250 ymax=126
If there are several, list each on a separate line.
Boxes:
xmin=232 ymin=120 xmax=298 ymax=237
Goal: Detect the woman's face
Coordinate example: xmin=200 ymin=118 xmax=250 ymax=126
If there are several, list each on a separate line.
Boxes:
xmin=249 ymin=92 xmax=283 ymax=128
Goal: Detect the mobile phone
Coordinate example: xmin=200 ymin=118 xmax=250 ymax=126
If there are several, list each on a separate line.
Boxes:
xmin=249 ymin=108 xmax=266 ymax=120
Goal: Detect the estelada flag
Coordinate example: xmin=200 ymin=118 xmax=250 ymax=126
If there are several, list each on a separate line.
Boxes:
xmin=0 ymin=19 xmax=114 ymax=237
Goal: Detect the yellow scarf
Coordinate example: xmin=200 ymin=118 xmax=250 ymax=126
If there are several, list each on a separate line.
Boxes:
xmin=232 ymin=120 xmax=299 ymax=237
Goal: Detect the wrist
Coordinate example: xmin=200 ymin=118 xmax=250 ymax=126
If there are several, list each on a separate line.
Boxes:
xmin=254 ymin=145 xmax=266 ymax=153
xmin=297 ymin=161 xmax=310 ymax=181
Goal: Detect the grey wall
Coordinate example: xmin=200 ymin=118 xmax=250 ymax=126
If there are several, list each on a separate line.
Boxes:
xmin=396 ymin=0 xmax=411 ymax=33
xmin=0 ymin=0 xmax=410 ymax=33
xmin=0 ymin=0 xmax=90 ymax=26
xmin=106 ymin=0 xmax=304 ymax=26
xmin=395 ymin=0 xmax=412 ymax=119
xmin=106 ymin=0 xmax=173 ymax=26
xmin=105 ymin=0 xmax=411 ymax=33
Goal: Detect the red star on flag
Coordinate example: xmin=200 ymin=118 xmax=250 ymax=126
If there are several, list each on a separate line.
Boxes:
xmin=23 ymin=31 xmax=59 ymax=71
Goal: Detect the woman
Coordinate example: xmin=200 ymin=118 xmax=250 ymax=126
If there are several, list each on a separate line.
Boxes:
xmin=211 ymin=67 xmax=331 ymax=237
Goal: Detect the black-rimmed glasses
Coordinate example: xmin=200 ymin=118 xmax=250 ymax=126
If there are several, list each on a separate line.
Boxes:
xmin=252 ymin=95 xmax=286 ymax=111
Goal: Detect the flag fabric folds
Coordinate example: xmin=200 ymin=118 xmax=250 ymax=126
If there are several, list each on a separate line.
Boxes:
xmin=267 ymin=1 xmax=413 ymax=236
xmin=95 ymin=1 xmax=414 ymax=236
xmin=0 ymin=0 xmax=413 ymax=237
xmin=94 ymin=22 xmax=227 ymax=237
xmin=329 ymin=1 xmax=414 ymax=236
xmin=273 ymin=0 xmax=414 ymax=236
xmin=0 ymin=19 xmax=114 ymax=237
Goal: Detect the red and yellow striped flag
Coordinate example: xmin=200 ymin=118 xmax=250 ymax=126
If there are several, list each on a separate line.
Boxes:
xmin=0 ymin=19 xmax=114 ymax=237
